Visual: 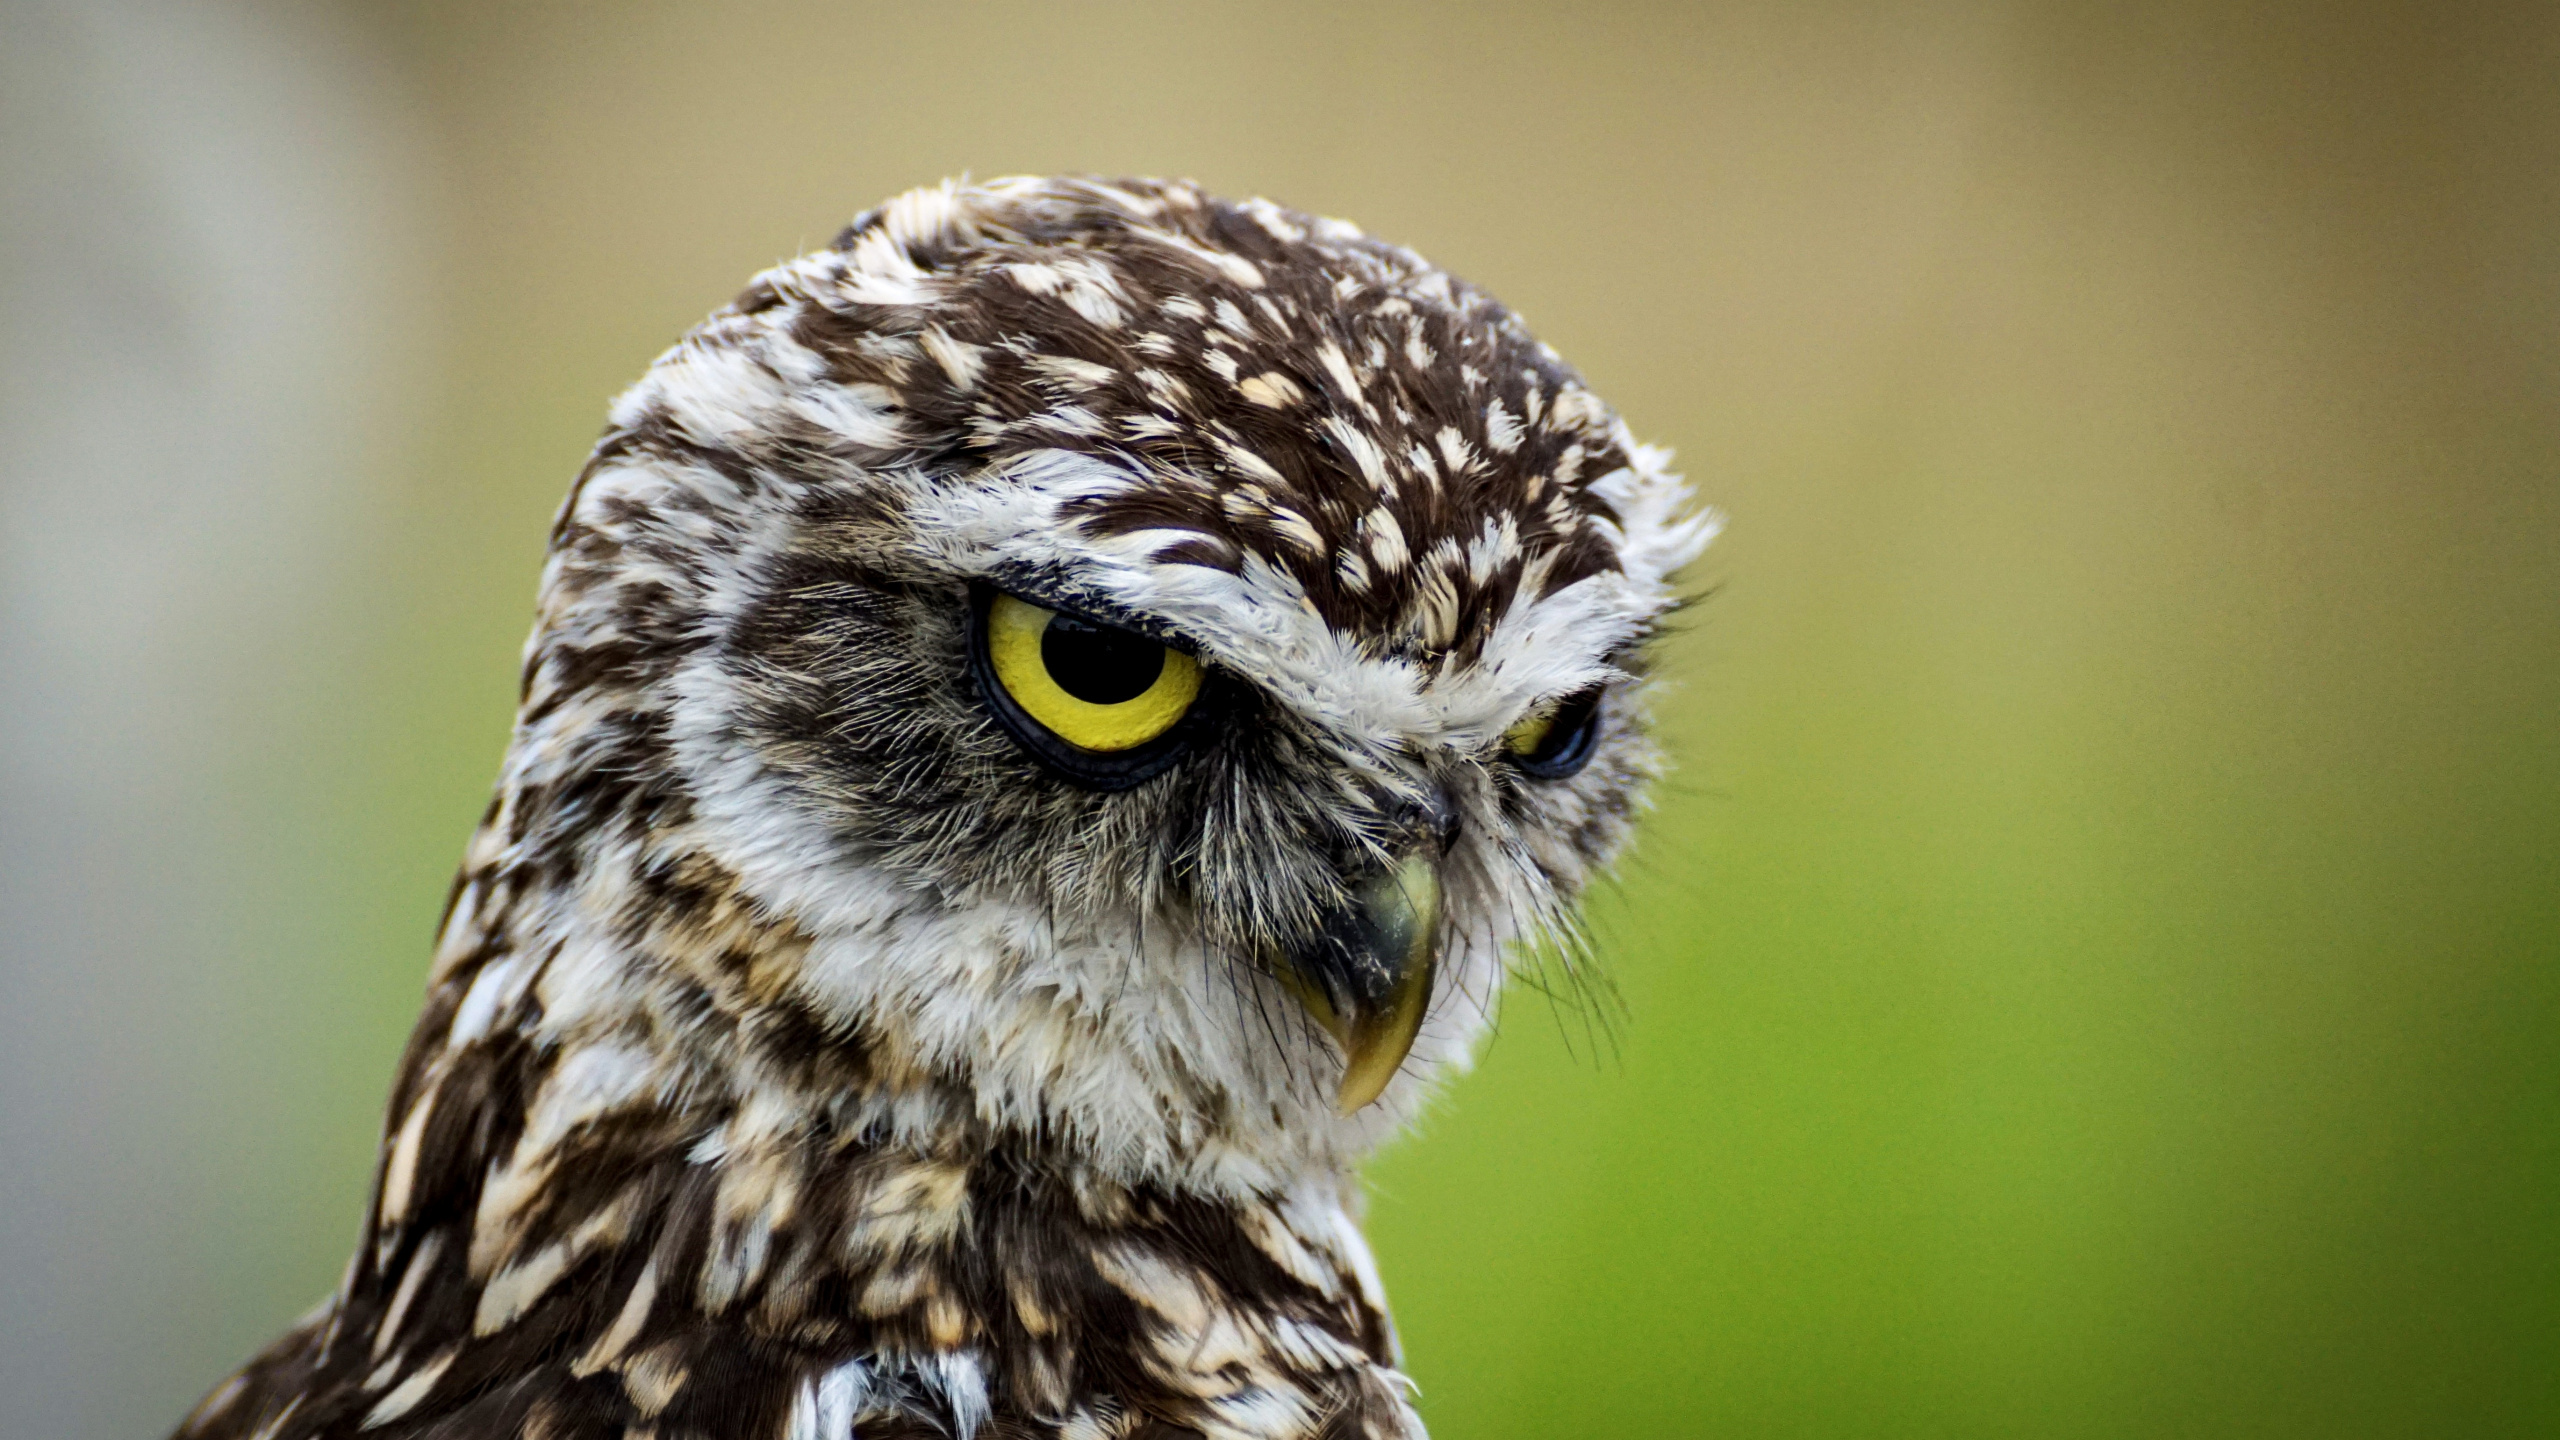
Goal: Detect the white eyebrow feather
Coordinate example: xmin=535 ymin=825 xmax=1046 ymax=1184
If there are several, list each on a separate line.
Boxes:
xmin=895 ymin=448 xmax=1694 ymax=747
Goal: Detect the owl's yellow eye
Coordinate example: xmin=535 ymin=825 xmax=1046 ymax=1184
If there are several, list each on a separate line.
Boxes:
xmin=985 ymin=592 xmax=1202 ymax=754
xmin=1501 ymin=687 xmax=1603 ymax=779
xmin=1502 ymin=708 xmax=1557 ymax=759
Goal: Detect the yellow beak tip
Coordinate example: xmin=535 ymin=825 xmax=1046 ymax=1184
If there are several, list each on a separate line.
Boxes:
xmin=1286 ymin=853 xmax=1443 ymax=1116
xmin=1329 ymin=957 xmax=1435 ymax=1115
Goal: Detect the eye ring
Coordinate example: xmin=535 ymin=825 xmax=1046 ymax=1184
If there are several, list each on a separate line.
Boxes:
xmin=1502 ymin=688 xmax=1603 ymax=780
xmin=968 ymin=583 xmax=1209 ymax=791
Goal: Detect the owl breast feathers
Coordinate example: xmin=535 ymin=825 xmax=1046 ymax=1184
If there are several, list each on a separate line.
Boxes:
xmin=177 ymin=176 xmax=1712 ymax=1440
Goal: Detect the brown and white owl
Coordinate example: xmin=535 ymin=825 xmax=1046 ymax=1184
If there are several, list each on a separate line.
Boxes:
xmin=175 ymin=175 xmax=1713 ymax=1440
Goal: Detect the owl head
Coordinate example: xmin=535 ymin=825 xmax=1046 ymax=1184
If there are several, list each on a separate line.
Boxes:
xmin=480 ymin=176 xmax=1713 ymax=1200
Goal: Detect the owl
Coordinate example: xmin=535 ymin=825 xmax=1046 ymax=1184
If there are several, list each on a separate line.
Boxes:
xmin=174 ymin=176 xmax=1712 ymax=1440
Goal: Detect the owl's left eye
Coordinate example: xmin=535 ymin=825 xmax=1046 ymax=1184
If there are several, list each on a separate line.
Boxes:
xmin=971 ymin=587 xmax=1206 ymax=790
xmin=1502 ymin=688 xmax=1603 ymax=780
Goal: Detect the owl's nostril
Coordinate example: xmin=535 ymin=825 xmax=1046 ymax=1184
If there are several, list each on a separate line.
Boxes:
xmin=1388 ymin=790 xmax=1460 ymax=855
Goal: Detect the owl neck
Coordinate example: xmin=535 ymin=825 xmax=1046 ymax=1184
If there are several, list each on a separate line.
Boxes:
xmin=292 ymin=814 xmax=1419 ymax=1436
xmin=394 ymin=791 xmax=1409 ymax=1237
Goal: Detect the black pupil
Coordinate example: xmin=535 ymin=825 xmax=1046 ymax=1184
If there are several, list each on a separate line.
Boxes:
xmin=1042 ymin=613 xmax=1165 ymax=705
xmin=1535 ymin=692 xmax=1598 ymax=758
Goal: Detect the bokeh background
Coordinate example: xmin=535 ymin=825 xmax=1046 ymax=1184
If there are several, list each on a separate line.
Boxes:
xmin=4 ymin=1 xmax=2554 ymax=1435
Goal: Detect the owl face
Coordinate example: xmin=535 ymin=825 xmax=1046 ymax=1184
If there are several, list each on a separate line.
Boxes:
xmin=520 ymin=178 xmax=1711 ymax=1194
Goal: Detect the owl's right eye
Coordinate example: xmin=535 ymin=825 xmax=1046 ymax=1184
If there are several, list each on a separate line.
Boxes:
xmin=970 ymin=587 xmax=1206 ymax=790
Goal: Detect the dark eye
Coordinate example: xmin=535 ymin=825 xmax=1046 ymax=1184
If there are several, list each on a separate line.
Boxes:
xmin=1038 ymin=610 xmax=1173 ymax=707
xmin=970 ymin=585 xmax=1206 ymax=790
xmin=1501 ymin=688 xmax=1602 ymax=779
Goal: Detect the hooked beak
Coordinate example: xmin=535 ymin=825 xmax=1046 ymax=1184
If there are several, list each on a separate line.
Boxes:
xmin=1280 ymin=854 xmax=1442 ymax=1114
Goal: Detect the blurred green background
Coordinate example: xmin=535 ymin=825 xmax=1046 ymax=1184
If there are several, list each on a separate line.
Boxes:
xmin=3 ymin=2 xmax=2554 ymax=1436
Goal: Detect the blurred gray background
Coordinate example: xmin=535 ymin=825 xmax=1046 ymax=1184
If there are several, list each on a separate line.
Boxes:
xmin=4 ymin=2 xmax=2555 ymax=1437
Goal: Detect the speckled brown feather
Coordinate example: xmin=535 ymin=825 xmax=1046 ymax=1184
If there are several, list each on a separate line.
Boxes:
xmin=183 ymin=839 xmax=1414 ymax=1440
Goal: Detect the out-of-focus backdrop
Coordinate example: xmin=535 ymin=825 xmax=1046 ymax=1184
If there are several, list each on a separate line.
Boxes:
xmin=4 ymin=1 xmax=2553 ymax=1435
